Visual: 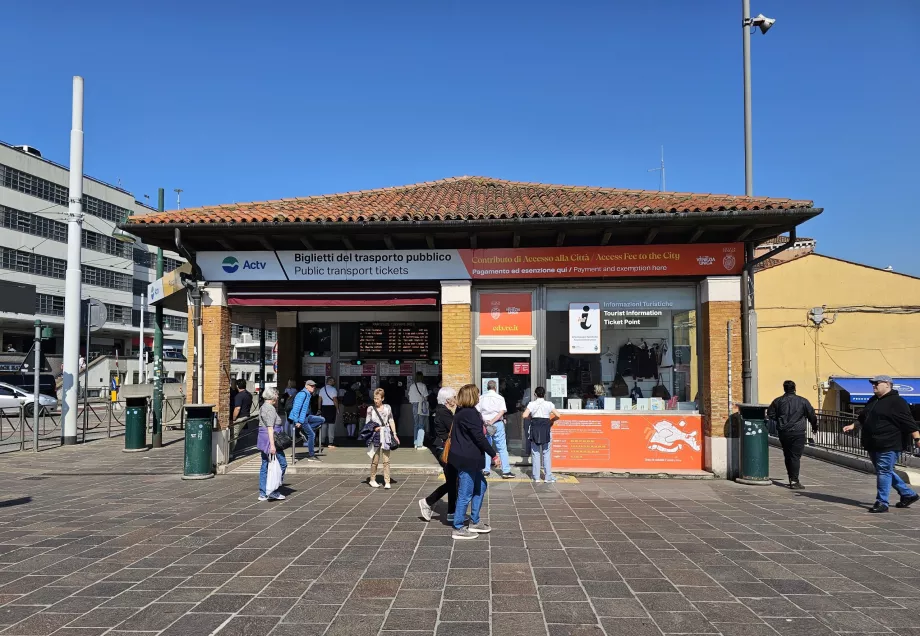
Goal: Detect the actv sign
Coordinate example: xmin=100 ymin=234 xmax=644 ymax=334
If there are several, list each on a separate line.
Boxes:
xmin=197 ymin=244 xmax=744 ymax=282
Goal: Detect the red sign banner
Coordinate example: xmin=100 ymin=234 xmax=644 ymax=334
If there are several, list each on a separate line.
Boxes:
xmin=513 ymin=362 xmax=530 ymax=375
xmin=460 ymin=244 xmax=742 ymax=279
xmin=479 ymin=293 xmax=533 ymax=336
xmin=551 ymin=413 xmax=703 ymax=471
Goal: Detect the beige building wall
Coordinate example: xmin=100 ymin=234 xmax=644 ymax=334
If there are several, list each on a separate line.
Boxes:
xmin=756 ymin=254 xmax=920 ymax=410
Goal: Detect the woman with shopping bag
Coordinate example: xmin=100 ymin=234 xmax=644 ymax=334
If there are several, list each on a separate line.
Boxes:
xmin=359 ymin=388 xmax=400 ymax=489
xmin=257 ymin=387 xmax=288 ymax=502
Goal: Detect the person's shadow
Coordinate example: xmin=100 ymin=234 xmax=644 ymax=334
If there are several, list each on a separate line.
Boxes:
xmin=793 ymin=491 xmax=868 ymax=508
xmin=0 ymin=497 xmax=31 ymax=508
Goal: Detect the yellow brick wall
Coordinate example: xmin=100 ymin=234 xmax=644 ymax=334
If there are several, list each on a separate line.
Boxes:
xmin=700 ymin=300 xmax=743 ymax=438
xmin=441 ymin=304 xmax=472 ymax=390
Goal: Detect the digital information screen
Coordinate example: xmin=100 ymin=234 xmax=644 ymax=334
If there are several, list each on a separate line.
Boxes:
xmin=359 ymin=323 xmax=430 ymax=358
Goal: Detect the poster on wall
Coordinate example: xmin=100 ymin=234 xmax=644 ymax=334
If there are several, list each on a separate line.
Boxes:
xmin=479 ymin=293 xmax=533 ymax=336
xmin=568 ymin=303 xmax=601 ymax=354
xmin=551 ymin=412 xmax=703 ymax=471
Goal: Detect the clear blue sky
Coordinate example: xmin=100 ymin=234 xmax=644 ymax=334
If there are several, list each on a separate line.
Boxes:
xmin=4 ymin=1 xmax=919 ymax=274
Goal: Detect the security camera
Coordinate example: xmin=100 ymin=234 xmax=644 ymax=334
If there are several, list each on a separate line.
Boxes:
xmin=751 ymin=14 xmax=775 ymax=34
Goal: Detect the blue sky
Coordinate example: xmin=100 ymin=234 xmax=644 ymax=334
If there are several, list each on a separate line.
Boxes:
xmin=4 ymin=1 xmax=919 ymax=275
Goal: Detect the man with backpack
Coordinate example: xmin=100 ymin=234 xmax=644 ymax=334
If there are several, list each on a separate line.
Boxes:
xmin=290 ymin=380 xmax=325 ymax=462
xmin=767 ymin=380 xmax=818 ymax=490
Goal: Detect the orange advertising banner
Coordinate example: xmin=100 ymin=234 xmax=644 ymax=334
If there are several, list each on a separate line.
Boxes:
xmin=460 ymin=244 xmax=743 ymax=279
xmin=551 ymin=412 xmax=703 ymax=471
xmin=478 ymin=293 xmax=533 ymax=336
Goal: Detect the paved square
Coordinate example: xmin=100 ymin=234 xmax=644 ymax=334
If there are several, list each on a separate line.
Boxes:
xmin=0 ymin=435 xmax=917 ymax=635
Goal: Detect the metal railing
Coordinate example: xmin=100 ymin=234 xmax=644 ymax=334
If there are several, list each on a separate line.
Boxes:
xmin=0 ymin=395 xmax=186 ymax=453
xmin=769 ymin=409 xmax=917 ymax=466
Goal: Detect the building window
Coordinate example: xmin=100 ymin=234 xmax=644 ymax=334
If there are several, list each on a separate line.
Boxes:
xmin=82 ymin=265 xmax=132 ymax=291
xmin=163 ymin=314 xmax=188 ymax=332
xmin=301 ymin=324 xmax=332 ymax=357
xmin=36 ymin=294 xmax=66 ymax=316
xmin=0 ymin=163 xmax=132 ymax=223
xmin=544 ymin=287 xmax=698 ymax=410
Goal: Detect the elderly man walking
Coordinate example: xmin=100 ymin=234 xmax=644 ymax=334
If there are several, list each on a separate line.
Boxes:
xmin=844 ymin=375 xmax=920 ymax=513
xmin=477 ymin=380 xmax=514 ymax=479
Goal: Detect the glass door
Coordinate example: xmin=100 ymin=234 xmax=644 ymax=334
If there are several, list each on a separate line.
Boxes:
xmin=480 ymin=351 xmax=532 ymax=456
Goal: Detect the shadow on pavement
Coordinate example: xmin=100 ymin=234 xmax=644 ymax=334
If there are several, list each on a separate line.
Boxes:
xmin=794 ymin=491 xmax=869 ymax=508
xmin=0 ymin=496 xmax=31 ymax=508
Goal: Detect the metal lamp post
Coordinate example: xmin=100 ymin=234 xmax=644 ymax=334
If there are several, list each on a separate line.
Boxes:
xmin=740 ymin=1 xmax=775 ymax=404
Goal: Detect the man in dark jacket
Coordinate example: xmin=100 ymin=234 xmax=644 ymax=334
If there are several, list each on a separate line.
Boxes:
xmin=843 ymin=375 xmax=920 ymax=513
xmin=767 ymin=380 xmax=818 ymax=489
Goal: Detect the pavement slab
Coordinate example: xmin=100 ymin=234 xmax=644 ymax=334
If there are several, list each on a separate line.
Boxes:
xmin=0 ymin=434 xmax=915 ymax=634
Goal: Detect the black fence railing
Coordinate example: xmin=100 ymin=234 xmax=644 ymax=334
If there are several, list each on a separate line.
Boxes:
xmin=769 ymin=409 xmax=917 ymax=466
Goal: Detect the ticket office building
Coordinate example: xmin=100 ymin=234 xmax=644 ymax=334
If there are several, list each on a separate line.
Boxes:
xmin=124 ymin=176 xmax=821 ymax=476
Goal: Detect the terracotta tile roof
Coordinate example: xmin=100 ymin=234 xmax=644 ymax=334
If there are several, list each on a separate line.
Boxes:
xmin=126 ymin=176 xmax=814 ymax=226
xmin=757 ymin=235 xmax=816 ymax=247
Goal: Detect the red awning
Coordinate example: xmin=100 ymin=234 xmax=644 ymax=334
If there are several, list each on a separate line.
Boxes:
xmin=227 ymin=295 xmax=437 ymax=307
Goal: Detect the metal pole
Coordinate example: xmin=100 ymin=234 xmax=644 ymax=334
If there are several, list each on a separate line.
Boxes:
xmin=727 ymin=320 xmax=733 ymax=413
xmin=62 ymin=76 xmax=84 ymax=445
xmin=152 ymin=188 xmax=165 ymax=448
xmin=742 ymin=0 xmax=753 ymax=196
xmin=741 ymin=243 xmax=754 ymax=403
xmin=138 ymin=294 xmax=146 ymax=385
xmin=83 ymin=310 xmax=90 ymax=442
xmin=190 ymin=285 xmax=202 ymax=403
xmin=33 ymin=320 xmax=41 ymax=452
xmin=259 ymin=318 xmax=266 ymax=404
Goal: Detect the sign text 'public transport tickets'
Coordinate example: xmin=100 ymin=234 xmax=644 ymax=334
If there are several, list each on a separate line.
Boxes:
xmin=197 ymin=245 xmax=744 ymax=281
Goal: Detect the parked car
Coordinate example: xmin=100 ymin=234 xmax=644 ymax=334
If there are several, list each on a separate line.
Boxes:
xmin=0 ymin=382 xmax=58 ymax=416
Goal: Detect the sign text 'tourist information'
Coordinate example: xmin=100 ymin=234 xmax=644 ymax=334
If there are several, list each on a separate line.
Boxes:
xmin=198 ymin=244 xmax=743 ymax=281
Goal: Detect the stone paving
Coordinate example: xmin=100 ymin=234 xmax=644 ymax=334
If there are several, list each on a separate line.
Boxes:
xmin=0 ymin=436 xmax=918 ymax=635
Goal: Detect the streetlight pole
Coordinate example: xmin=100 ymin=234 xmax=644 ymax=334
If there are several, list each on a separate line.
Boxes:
xmin=742 ymin=0 xmax=754 ymax=196
xmin=739 ymin=2 xmax=775 ymax=404
xmin=62 ymin=76 xmax=84 ymax=445
xmin=152 ymin=188 xmax=165 ymax=448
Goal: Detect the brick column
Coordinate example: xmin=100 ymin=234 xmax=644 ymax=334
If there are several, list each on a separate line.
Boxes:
xmin=186 ymin=287 xmax=232 ymax=415
xmin=699 ymin=276 xmax=743 ymax=478
xmin=441 ymin=281 xmax=472 ymax=390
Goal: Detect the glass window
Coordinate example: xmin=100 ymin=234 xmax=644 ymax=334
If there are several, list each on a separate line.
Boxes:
xmin=545 ymin=287 xmax=698 ymax=411
xmin=340 ymin=323 xmax=359 ymax=352
xmin=301 ymin=323 xmax=332 ymax=357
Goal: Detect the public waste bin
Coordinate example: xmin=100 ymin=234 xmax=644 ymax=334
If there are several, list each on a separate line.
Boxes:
xmin=123 ymin=397 xmax=148 ymax=452
xmin=183 ymin=404 xmax=215 ymax=480
xmin=735 ymin=403 xmax=770 ymax=485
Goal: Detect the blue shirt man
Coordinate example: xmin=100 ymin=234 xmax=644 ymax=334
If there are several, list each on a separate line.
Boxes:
xmin=290 ymin=380 xmax=325 ymax=462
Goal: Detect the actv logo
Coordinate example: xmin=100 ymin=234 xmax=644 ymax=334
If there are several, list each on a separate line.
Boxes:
xmin=221 ymin=256 xmax=268 ymax=274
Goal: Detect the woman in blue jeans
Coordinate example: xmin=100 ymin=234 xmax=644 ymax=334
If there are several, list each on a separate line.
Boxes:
xmin=522 ymin=386 xmax=561 ymax=483
xmin=447 ymin=384 xmax=496 ymax=540
xmin=257 ymin=388 xmax=287 ymax=502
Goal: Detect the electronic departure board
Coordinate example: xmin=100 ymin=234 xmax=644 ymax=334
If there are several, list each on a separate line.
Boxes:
xmin=359 ymin=323 xmax=430 ymax=358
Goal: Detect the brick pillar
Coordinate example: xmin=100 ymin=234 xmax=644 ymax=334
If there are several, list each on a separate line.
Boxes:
xmin=700 ymin=276 xmax=743 ymax=478
xmin=186 ymin=284 xmax=231 ymax=427
xmin=441 ymin=281 xmax=472 ymax=390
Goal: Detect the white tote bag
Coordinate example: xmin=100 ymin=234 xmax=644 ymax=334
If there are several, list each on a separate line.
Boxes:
xmin=265 ymin=455 xmax=283 ymax=494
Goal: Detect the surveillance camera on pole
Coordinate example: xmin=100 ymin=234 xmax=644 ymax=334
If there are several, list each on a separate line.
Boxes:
xmin=744 ymin=13 xmax=775 ymax=35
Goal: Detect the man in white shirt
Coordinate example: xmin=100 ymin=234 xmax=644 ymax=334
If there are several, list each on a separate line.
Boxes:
xmin=477 ymin=380 xmax=513 ymax=478
xmin=407 ymin=372 xmax=429 ymax=449
xmin=318 ymin=378 xmax=339 ymax=448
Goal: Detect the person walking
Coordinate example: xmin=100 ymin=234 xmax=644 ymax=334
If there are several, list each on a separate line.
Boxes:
xmin=843 ymin=375 xmax=920 ymax=513
xmin=522 ymin=387 xmax=560 ymax=483
xmin=448 ymin=384 xmax=496 ymax=540
xmin=419 ymin=387 xmax=459 ymax=523
xmin=257 ymin=387 xmax=287 ymax=502
xmin=477 ymin=380 xmax=513 ymax=479
xmin=408 ymin=372 xmax=429 ymax=449
xmin=290 ymin=380 xmax=324 ymax=462
xmin=361 ymin=388 xmax=400 ymax=489
xmin=767 ymin=380 xmax=818 ymax=489
xmin=232 ymin=378 xmax=253 ymax=424
xmin=318 ymin=377 xmax=339 ymax=448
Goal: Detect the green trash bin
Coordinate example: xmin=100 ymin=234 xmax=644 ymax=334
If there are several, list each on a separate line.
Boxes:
xmin=183 ymin=404 xmax=215 ymax=480
xmin=123 ymin=396 xmax=148 ymax=452
xmin=735 ymin=403 xmax=771 ymax=485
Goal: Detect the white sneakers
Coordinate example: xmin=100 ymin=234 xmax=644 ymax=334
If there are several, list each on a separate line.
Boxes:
xmin=418 ymin=499 xmax=433 ymax=521
xmin=369 ymin=480 xmax=381 ymax=488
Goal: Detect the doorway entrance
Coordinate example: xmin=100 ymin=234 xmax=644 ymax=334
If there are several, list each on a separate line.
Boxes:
xmin=480 ymin=350 xmax=532 ymax=455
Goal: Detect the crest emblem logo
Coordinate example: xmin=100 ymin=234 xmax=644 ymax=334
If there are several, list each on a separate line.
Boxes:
xmin=723 ymin=254 xmax=737 ymax=270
